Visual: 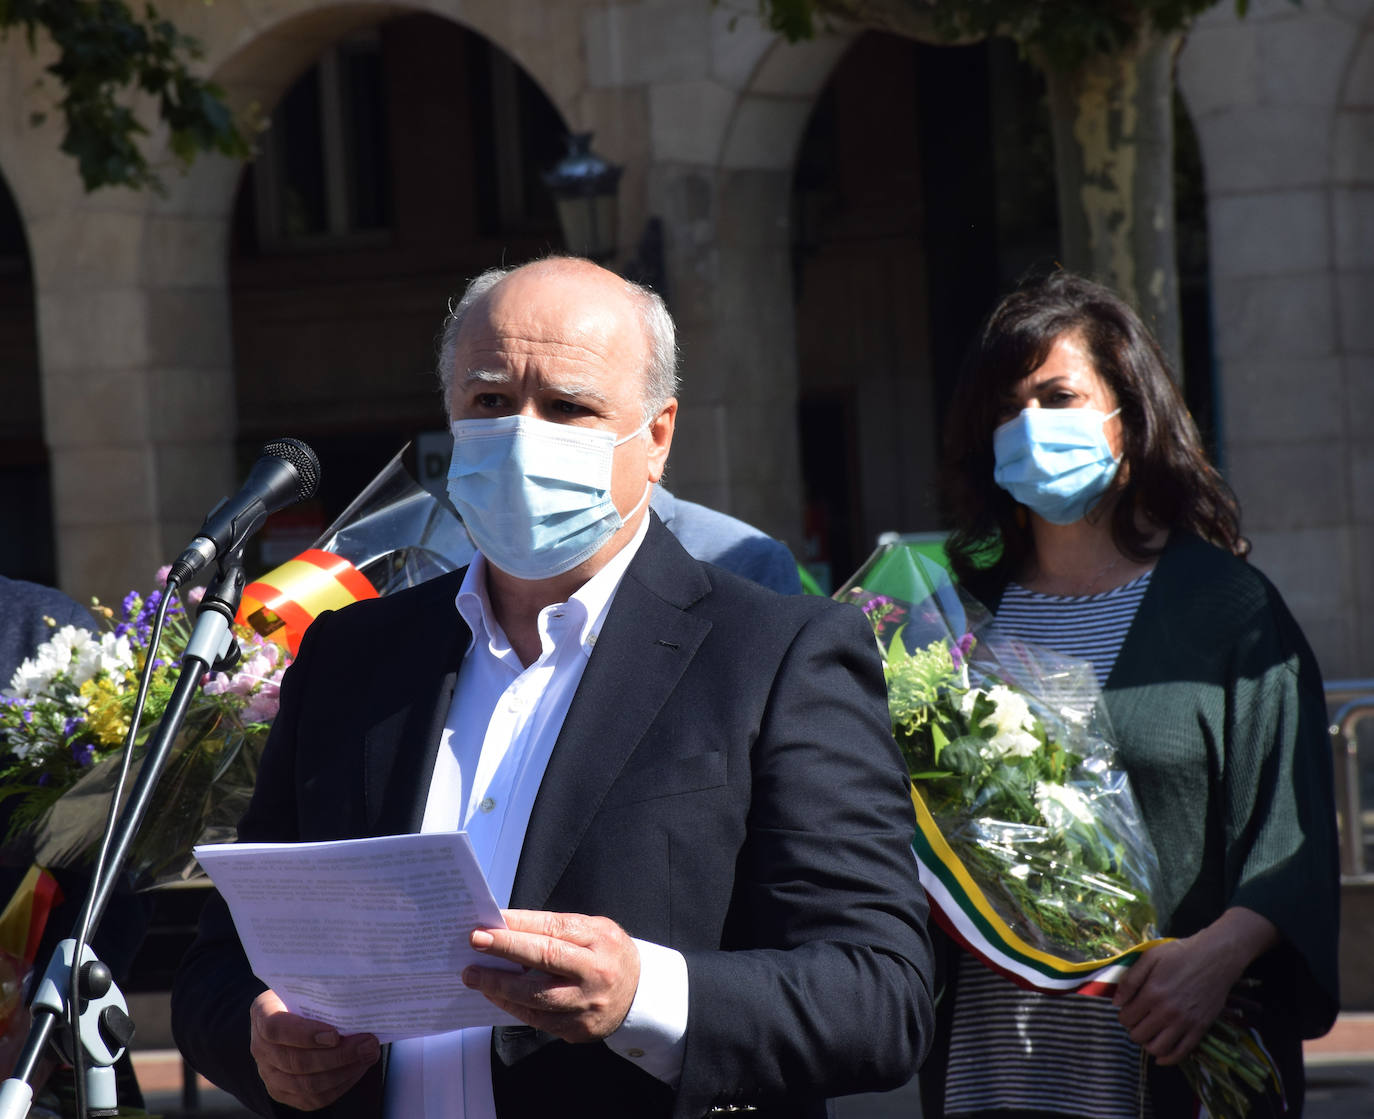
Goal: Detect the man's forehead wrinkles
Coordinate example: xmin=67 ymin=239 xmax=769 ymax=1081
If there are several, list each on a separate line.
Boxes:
xmin=466 ymin=331 xmax=613 ymax=364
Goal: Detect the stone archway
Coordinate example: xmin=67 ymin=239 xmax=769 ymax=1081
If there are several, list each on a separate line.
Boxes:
xmin=698 ymin=21 xmax=1057 ymax=585
xmin=222 ymin=9 xmax=586 ymax=554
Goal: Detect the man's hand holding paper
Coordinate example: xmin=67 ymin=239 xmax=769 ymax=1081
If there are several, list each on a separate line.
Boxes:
xmin=248 ymin=989 xmax=380 ymax=1111
xmin=463 ymin=909 xmax=641 ymax=1042
xmin=194 ymin=832 xmax=521 ymax=1043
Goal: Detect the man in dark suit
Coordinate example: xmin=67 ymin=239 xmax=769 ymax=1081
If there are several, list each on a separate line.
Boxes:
xmin=171 ymin=257 xmax=933 ymax=1118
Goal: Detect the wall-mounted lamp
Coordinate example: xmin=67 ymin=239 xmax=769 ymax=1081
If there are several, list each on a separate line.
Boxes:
xmin=544 ymin=132 xmax=666 ymax=299
xmin=543 ymin=132 xmax=622 ymax=264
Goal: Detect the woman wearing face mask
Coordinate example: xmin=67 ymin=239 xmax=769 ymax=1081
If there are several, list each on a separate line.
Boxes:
xmin=919 ymin=271 xmax=1339 ymax=1118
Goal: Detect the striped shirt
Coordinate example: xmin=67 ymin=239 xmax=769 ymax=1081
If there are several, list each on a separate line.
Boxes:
xmin=943 ymin=569 xmax=1154 ymax=1118
xmin=995 ymin=572 xmax=1154 ymax=689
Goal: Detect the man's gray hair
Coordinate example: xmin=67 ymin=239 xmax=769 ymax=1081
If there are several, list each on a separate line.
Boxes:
xmin=436 ymin=259 xmax=680 ymax=423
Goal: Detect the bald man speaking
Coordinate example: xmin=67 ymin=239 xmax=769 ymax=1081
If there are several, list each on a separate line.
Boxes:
xmin=173 ymin=258 xmax=934 ymax=1119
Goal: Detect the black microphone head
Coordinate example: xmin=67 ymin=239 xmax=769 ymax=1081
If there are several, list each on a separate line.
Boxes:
xmin=262 ymin=437 xmax=321 ymax=502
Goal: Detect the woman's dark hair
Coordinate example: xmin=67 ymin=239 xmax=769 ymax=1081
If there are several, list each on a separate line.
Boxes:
xmin=940 ymin=270 xmax=1246 ymax=588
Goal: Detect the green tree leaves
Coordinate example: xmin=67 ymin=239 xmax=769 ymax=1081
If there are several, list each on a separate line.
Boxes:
xmin=737 ymin=0 xmax=1286 ymax=74
xmin=6 ymin=0 xmax=251 ymax=192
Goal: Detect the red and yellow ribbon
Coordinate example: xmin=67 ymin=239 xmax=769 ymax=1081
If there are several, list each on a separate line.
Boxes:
xmin=0 ymin=865 xmax=62 ymax=966
xmin=236 ymin=549 xmax=378 ymax=654
xmin=910 ymin=787 xmax=1170 ymax=995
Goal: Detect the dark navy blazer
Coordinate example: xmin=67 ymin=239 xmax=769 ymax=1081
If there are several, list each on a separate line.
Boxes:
xmin=172 ymin=517 xmax=934 ymax=1118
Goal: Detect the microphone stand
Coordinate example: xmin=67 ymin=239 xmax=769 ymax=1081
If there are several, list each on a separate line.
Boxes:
xmin=0 ymin=554 xmax=248 ymax=1119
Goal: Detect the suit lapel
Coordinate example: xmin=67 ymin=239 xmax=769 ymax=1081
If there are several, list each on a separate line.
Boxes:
xmin=510 ymin=520 xmax=712 ymax=910
xmin=361 ymin=572 xmax=471 ymax=836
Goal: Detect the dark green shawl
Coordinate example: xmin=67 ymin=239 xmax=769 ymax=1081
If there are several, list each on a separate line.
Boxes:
xmin=967 ymin=531 xmax=1340 ymax=1039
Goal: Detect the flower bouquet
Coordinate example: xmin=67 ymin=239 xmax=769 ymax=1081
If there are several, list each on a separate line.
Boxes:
xmin=836 ymin=539 xmax=1281 ymax=1117
xmin=0 ymin=580 xmax=289 ymax=888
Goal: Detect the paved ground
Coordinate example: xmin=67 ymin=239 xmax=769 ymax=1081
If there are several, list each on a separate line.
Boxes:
xmin=130 ymin=1015 xmax=1374 ymax=1117
xmin=1304 ymin=1013 xmax=1374 ymax=1118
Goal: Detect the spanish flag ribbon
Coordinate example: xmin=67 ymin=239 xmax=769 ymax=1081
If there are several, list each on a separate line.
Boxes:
xmin=0 ymin=865 xmax=62 ymax=966
xmin=236 ymin=549 xmax=379 ymax=654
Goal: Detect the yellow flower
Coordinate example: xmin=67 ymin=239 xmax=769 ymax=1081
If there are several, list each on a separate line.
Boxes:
xmin=79 ymin=676 xmax=130 ymax=748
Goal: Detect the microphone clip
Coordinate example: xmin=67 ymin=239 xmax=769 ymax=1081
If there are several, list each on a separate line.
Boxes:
xmin=182 ymin=551 xmax=248 ymax=675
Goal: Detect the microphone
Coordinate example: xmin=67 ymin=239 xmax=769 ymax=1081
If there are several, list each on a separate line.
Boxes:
xmin=168 ymin=437 xmax=321 ymax=586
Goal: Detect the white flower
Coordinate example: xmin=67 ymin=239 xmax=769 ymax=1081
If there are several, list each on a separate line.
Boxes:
xmin=5 ymin=624 xmax=134 ymax=699
xmin=7 ymin=659 xmax=46 ymax=699
xmin=6 ymin=625 xmax=91 ymax=697
xmin=963 ymin=684 xmax=1040 ymax=758
xmin=1036 ymin=782 xmax=1096 ymax=833
xmin=71 ymin=631 xmax=135 ymax=687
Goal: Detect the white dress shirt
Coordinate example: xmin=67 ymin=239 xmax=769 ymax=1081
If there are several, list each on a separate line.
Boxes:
xmin=385 ymin=516 xmax=688 ymax=1118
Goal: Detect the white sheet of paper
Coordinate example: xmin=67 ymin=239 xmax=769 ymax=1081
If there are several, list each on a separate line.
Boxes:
xmin=193 ymin=832 xmax=520 ymax=1042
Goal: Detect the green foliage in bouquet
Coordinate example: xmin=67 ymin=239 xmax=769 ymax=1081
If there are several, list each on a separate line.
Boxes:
xmin=861 ymin=597 xmax=1156 ymax=962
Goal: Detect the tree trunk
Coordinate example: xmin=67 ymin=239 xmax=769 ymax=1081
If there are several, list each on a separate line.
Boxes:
xmin=1042 ymin=27 xmax=1185 ymax=379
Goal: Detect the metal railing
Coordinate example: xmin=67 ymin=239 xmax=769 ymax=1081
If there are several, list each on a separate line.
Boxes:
xmin=1326 ymin=679 xmax=1374 ymax=879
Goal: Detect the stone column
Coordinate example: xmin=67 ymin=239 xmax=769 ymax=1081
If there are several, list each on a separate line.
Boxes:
xmin=653 ymin=164 xmax=805 ymax=549
xmin=1180 ymin=2 xmax=1370 ymax=678
xmin=1334 ymin=17 xmax=1374 ymax=674
xmin=27 ymin=163 xmax=239 ymax=605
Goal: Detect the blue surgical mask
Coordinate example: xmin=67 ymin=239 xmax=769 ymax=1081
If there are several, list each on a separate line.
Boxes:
xmin=993 ymin=406 xmax=1122 ymax=525
xmin=446 ymin=414 xmax=650 ymax=580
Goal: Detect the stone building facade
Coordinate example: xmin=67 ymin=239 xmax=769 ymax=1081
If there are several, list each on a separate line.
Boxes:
xmin=0 ymin=0 xmax=1370 ymax=682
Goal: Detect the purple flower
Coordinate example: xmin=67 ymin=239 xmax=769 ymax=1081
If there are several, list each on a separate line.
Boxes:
xmin=37 ymin=773 xmax=50 ymax=787
xmin=950 ymin=633 xmax=976 ymax=669
xmin=121 ymin=591 xmax=141 ymax=620
xmin=61 ymin=715 xmax=86 ymax=738
xmin=71 ymin=742 xmax=95 ymax=767
xmin=859 ymin=594 xmax=908 ymax=637
xmin=862 ymin=595 xmax=894 ymax=616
